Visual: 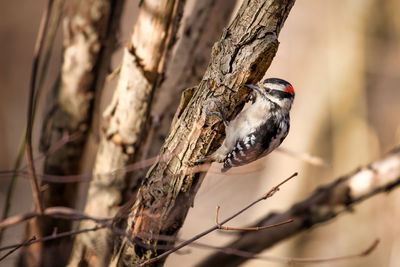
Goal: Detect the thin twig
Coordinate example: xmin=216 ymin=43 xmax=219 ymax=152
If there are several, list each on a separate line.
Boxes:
xmin=0 ymin=120 xmax=206 ymax=184
xmin=0 ymin=209 xmax=379 ymax=265
xmin=0 ymin=132 xmax=79 ymax=242
xmin=25 ymin=0 xmax=55 ymax=214
xmin=0 ymin=212 xmax=37 ymax=230
xmin=36 ymin=0 xmax=64 ymax=95
xmin=140 ymin=172 xmax=298 ymax=266
xmin=0 ymin=236 xmax=36 ymax=262
xmin=0 ymin=196 xmax=170 ymax=231
xmin=199 ymin=149 xmax=400 ymax=266
xmin=0 ymin=225 xmax=105 ymax=253
xmin=215 ymin=206 xmax=293 ymax=231
xmin=0 ymin=205 xmax=166 ymax=257
xmin=105 ymin=65 xmax=121 ymax=82
xmin=277 ymin=239 xmax=380 ymax=264
xmin=0 ymin=132 xmax=80 ymax=176
xmin=276 ymin=147 xmax=330 ymax=167
xmin=191 ymin=238 xmax=379 ymax=264
xmin=0 ymin=207 xmax=110 ymax=230
xmin=0 ymin=152 xmax=166 ymax=183
xmin=0 ymin=139 xmax=26 ymax=246
xmin=263 ymin=172 xmax=298 ymax=199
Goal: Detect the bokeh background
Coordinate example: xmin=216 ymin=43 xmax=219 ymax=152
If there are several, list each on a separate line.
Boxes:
xmin=1 ymin=0 xmax=400 ymax=266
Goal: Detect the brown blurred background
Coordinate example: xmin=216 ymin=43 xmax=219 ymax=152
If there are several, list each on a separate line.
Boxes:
xmin=1 ymin=0 xmax=400 ymax=266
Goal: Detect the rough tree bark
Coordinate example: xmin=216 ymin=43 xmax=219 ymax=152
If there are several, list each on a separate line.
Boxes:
xmin=198 ymin=147 xmax=400 ymax=267
xmin=68 ymin=1 xmax=186 ymax=266
xmin=18 ymin=1 xmax=124 ymax=266
xmin=147 ymin=0 xmax=237 ymax=156
xmin=111 ymin=0 xmax=296 ymax=266
xmin=129 ymin=0 xmax=238 ymax=201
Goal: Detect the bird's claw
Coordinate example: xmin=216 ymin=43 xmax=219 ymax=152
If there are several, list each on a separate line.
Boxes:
xmin=206 ymin=100 xmax=229 ymax=126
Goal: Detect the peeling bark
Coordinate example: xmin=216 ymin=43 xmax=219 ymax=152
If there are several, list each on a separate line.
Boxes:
xmin=111 ymin=1 xmax=296 ymax=266
xmin=198 ymin=147 xmax=400 ymax=267
xmin=18 ymin=1 xmax=124 ymax=266
xmin=68 ymin=1 xmax=186 ymax=266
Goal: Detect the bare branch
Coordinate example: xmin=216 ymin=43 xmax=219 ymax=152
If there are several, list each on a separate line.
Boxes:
xmin=0 ymin=237 xmax=36 ymax=262
xmin=1 ymin=226 xmax=105 ymax=253
xmin=191 ymin=239 xmax=379 ymax=265
xmin=215 ymin=206 xmax=293 ymax=231
xmin=276 ymin=147 xmax=330 ymax=167
xmin=0 ymin=198 xmax=378 ymax=265
xmin=139 ymin=173 xmax=296 ymax=266
xmin=26 ymin=0 xmax=54 ymax=215
xmin=0 ymin=0 xmax=65 ymax=246
xmin=198 ymin=147 xmax=400 ymax=267
xmin=0 ymin=207 xmax=109 ymax=231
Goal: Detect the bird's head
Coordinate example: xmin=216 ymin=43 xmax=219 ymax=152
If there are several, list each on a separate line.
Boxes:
xmin=245 ymin=78 xmax=294 ymax=111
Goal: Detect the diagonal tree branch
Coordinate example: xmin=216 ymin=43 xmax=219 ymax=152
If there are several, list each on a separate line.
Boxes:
xmin=198 ymin=147 xmax=400 ymax=267
xmin=132 ymin=0 xmax=238 ymax=202
xmin=111 ymin=1 xmax=296 ymax=266
xmin=146 ymin=0 xmax=238 ymax=159
xmin=138 ymin=173 xmax=297 ymax=266
xmin=4 ymin=144 xmax=399 ymax=266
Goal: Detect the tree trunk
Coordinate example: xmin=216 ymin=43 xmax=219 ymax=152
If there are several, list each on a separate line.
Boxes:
xmin=67 ymin=1 xmax=186 ymax=266
xmin=111 ymin=1 xmax=296 ymax=266
xmin=18 ymin=1 xmax=124 ymax=266
xmin=129 ymin=0 xmax=238 ymax=203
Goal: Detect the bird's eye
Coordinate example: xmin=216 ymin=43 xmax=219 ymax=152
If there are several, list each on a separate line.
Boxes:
xmin=263 ymin=87 xmax=271 ymax=93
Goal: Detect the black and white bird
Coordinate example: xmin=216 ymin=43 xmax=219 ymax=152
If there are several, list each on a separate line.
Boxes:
xmin=211 ymin=78 xmax=295 ymax=172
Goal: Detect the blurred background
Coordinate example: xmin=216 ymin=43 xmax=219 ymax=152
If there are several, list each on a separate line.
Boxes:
xmin=1 ymin=0 xmax=400 ymax=266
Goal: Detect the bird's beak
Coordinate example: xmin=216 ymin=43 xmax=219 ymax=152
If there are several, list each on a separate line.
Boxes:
xmin=245 ymin=84 xmax=263 ymax=94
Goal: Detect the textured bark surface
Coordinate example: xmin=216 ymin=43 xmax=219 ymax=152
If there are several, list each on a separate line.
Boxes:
xmin=198 ymin=147 xmax=400 ymax=267
xmin=111 ymin=1 xmax=296 ymax=266
xmin=68 ymin=1 xmax=186 ymax=266
xmin=130 ymin=0 xmax=237 ymax=203
xmin=146 ymin=0 xmax=237 ymax=159
xmin=18 ymin=1 xmax=124 ymax=266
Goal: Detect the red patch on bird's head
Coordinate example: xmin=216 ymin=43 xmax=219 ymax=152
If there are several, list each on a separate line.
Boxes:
xmin=284 ymin=85 xmax=295 ymax=95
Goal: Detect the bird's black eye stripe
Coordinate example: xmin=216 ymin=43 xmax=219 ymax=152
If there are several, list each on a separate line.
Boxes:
xmin=269 ymin=89 xmax=293 ymax=99
xmin=263 ymin=87 xmax=272 ymax=93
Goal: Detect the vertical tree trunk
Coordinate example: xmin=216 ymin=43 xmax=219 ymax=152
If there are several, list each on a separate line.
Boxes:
xmin=111 ymin=1 xmax=296 ymax=266
xmin=67 ymin=1 xmax=186 ymax=266
xmin=18 ymin=1 xmax=124 ymax=266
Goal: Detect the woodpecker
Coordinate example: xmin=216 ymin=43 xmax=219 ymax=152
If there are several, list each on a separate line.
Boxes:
xmin=210 ymin=78 xmax=295 ymax=172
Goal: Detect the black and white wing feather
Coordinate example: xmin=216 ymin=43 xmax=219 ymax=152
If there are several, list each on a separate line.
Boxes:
xmin=221 ymin=115 xmax=289 ymax=172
